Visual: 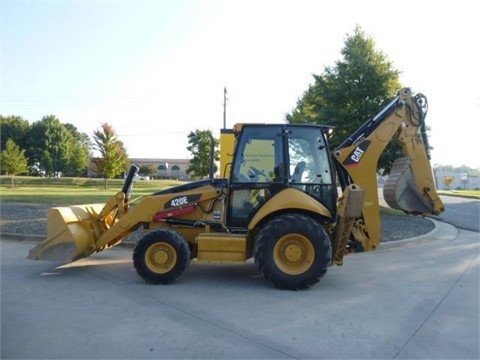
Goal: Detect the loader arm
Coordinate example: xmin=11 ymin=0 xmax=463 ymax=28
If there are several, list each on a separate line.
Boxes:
xmin=333 ymin=88 xmax=444 ymax=252
xmin=93 ymin=185 xmax=223 ymax=249
xmin=28 ymin=170 xmax=225 ymax=264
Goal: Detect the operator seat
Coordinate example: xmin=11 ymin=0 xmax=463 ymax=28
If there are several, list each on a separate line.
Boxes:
xmin=291 ymin=161 xmax=306 ymax=183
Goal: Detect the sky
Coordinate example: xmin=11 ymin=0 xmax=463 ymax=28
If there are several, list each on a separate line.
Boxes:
xmin=1 ymin=0 xmax=479 ymax=168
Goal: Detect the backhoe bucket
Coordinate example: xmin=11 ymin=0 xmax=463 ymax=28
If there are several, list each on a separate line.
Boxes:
xmin=383 ymin=157 xmax=434 ymax=214
xmin=28 ymin=204 xmax=106 ymax=264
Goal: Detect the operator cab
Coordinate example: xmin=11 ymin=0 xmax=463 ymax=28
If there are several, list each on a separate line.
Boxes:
xmin=227 ymin=124 xmax=337 ymax=228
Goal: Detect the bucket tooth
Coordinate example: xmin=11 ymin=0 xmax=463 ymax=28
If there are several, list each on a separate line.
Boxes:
xmin=383 ymin=157 xmax=433 ymax=214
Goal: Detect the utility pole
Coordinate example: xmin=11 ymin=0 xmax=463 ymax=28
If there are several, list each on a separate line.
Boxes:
xmin=223 ymin=86 xmax=228 ymax=129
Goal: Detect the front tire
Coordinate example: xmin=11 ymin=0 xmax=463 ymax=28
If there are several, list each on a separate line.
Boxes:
xmin=254 ymin=213 xmax=331 ymax=290
xmin=133 ymin=229 xmax=190 ymax=284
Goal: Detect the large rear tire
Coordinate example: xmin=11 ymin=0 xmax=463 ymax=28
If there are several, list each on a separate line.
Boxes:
xmin=254 ymin=213 xmax=331 ymax=290
xmin=133 ymin=229 xmax=190 ymax=284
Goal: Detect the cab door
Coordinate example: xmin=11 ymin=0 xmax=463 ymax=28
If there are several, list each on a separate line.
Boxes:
xmin=227 ymin=125 xmax=287 ymax=228
xmin=287 ymin=125 xmax=337 ymax=216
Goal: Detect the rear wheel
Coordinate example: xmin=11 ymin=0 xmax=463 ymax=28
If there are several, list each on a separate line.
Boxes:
xmin=254 ymin=213 xmax=331 ymax=290
xmin=133 ymin=229 xmax=190 ymax=284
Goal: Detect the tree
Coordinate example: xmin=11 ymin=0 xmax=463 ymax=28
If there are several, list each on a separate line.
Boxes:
xmin=27 ymin=115 xmax=70 ymax=176
xmin=26 ymin=115 xmax=90 ymax=176
xmin=62 ymin=124 xmax=91 ymax=177
xmin=92 ymin=123 xmax=129 ymax=188
xmin=0 ymin=116 xmax=30 ymax=152
xmin=1 ymin=139 xmax=29 ymax=187
xmin=138 ymin=165 xmax=156 ymax=178
xmin=1 ymin=114 xmax=90 ymax=176
xmin=286 ymin=25 xmax=402 ymax=174
xmin=435 ymin=164 xmax=480 ymax=177
xmin=186 ymin=129 xmax=219 ymax=179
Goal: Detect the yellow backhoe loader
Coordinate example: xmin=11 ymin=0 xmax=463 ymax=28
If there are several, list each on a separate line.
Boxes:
xmin=28 ymin=88 xmax=444 ymax=289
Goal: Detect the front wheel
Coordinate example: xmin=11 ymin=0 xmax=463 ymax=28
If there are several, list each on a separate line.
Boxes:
xmin=254 ymin=213 xmax=331 ymax=290
xmin=133 ymin=229 xmax=190 ymax=284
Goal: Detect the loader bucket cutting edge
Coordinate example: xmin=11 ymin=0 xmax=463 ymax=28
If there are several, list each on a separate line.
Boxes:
xmin=27 ymin=204 xmax=107 ymax=264
xmin=383 ymin=157 xmax=433 ymax=214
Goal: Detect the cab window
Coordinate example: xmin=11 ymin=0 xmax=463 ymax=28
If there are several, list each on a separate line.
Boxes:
xmin=228 ymin=126 xmax=285 ymax=227
xmin=232 ymin=126 xmax=285 ymax=183
xmin=288 ymin=127 xmax=332 ymax=185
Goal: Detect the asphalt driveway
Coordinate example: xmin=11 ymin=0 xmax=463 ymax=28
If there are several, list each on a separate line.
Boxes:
xmin=1 ymin=221 xmax=479 ymax=359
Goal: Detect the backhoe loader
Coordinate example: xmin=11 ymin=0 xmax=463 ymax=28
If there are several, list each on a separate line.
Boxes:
xmin=28 ymin=88 xmax=444 ymax=289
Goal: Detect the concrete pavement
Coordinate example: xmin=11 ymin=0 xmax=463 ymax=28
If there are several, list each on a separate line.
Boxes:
xmin=1 ymin=220 xmax=479 ymax=359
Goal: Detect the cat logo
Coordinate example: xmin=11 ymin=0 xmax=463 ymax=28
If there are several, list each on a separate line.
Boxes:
xmin=342 ymin=140 xmax=371 ymax=167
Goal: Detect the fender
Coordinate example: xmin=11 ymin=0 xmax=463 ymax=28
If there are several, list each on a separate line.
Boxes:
xmin=248 ymin=188 xmax=332 ymax=230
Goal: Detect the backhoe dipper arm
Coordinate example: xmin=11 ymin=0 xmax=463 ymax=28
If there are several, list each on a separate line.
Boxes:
xmin=333 ymin=88 xmax=444 ymax=252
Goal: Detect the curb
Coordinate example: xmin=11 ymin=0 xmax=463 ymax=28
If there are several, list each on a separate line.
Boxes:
xmin=1 ymin=233 xmax=45 ymax=242
xmin=379 ymin=218 xmax=458 ymax=250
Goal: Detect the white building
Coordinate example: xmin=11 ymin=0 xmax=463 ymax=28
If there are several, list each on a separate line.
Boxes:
xmin=88 ymin=158 xmax=192 ymax=180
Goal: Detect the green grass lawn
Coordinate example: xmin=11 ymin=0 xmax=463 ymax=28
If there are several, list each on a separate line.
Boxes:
xmin=437 ymin=189 xmax=480 ymax=199
xmin=0 ymin=175 xmax=187 ymax=206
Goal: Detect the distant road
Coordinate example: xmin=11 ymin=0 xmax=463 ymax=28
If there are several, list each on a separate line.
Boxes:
xmin=433 ymin=195 xmax=480 ymax=232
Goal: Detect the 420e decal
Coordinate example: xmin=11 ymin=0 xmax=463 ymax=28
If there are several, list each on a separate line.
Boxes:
xmin=165 ymin=194 xmax=202 ymax=209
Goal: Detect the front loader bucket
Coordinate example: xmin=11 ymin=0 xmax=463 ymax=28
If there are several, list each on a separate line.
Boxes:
xmin=28 ymin=204 xmax=106 ymax=264
xmin=383 ymin=157 xmax=434 ymax=214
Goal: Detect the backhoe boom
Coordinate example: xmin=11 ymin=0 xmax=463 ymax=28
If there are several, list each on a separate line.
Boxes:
xmin=333 ymin=88 xmax=444 ymax=252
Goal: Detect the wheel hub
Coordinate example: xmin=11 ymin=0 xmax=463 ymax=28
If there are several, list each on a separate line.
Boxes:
xmin=146 ymin=243 xmax=177 ymax=274
xmin=154 ymin=249 xmax=169 ymax=264
xmin=284 ymin=243 xmax=303 ymax=262
xmin=274 ymin=234 xmax=314 ymax=275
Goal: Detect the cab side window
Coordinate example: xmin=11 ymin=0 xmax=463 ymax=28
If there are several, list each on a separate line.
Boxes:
xmin=232 ymin=127 xmax=284 ymax=183
xmin=288 ymin=128 xmax=332 ymax=185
